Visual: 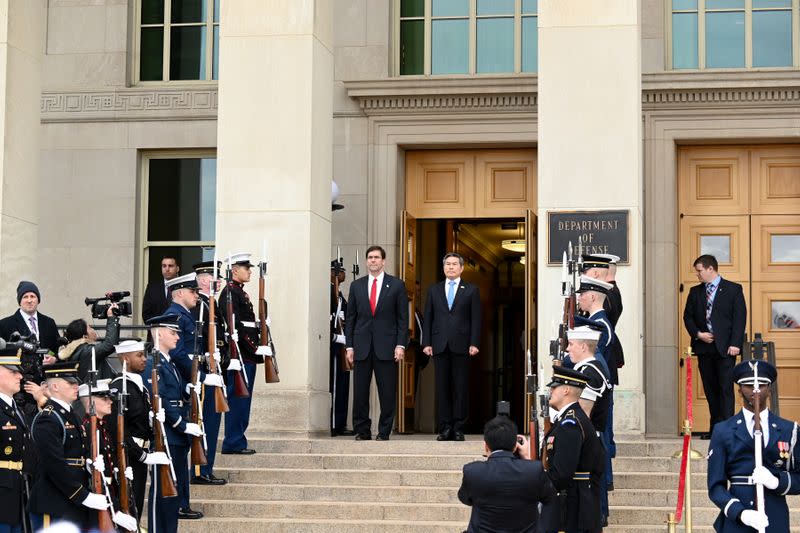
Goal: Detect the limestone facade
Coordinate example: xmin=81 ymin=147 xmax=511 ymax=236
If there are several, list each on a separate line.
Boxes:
xmin=4 ymin=0 xmax=796 ymax=434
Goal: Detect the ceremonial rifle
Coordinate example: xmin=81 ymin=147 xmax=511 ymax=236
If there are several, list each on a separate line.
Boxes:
xmin=149 ymin=341 xmax=178 ymax=498
xmin=752 ymin=363 xmax=766 ymax=533
xmin=525 ymin=349 xmax=539 ymax=460
xmin=225 ymin=257 xmax=250 ymax=398
xmin=332 ymin=251 xmax=351 ymax=371
xmin=115 ymin=362 xmax=135 ymax=532
xmin=189 ymin=304 xmax=208 ymax=467
xmin=207 ymin=260 xmax=230 ymax=413
xmin=258 ymin=257 xmax=280 ymax=383
xmin=88 ymin=348 xmax=114 ymax=531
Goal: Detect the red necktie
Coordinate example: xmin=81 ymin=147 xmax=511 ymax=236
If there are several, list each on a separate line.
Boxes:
xmin=370 ymin=278 xmax=377 ymax=316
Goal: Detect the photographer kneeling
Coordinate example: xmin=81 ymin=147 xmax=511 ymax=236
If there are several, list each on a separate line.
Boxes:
xmin=458 ymin=415 xmax=555 ymax=533
xmin=59 ymin=304 xmax=120 ymax=381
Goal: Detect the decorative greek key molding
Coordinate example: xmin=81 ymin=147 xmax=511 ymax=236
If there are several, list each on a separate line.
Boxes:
xmin=41 ymin=87 xmax=218 ymax=122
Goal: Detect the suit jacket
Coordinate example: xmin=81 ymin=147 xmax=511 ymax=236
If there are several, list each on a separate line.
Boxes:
xmin=344 ymin=273 xmax=409 ymax=361
xmin=0 ymin=309 xmax=60 ymax=355
xmin=458 ymin=450 xmax=554 ymax=533
xmin=141 ymin=279 xmax=169 ymax=323
xmin=422 ymin=279 xmax=481 ymax=355
xmin=708 ymin=410 xmax=800 ymax=532
xmin=683 ymin=278 xmax=747 ymax=356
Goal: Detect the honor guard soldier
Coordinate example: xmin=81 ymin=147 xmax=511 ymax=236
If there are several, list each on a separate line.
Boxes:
xmin=573 ymin=274 xmax=615 ymax=371
xmin=190 ymin=260 xmax=229 ymax=484
xmin=708 ymin=359 xmax=800 ymax=532
xmin=143 ymin=314 xmax=205 ymax=533
xmin=539 ymin=367 xmax=605 ymax=533
xmin=219 ymin=252 xmax=260 ymax=455
xmin=330 ymin=260 xmax=353 ymax=437
xmin=28 ymin=362 xmax=108 ymax=530
xmin=0 ymin=347 xmax=30 ymax=533
xmin=109 ymin=340 xmax=170 ymax=520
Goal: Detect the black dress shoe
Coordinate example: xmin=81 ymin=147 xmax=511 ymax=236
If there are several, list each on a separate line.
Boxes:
xmin=376 ymin=434 xmax=390 ymax=441
xmin=221 ymin=448 xmax=256 ymax=455
xmin=178 ymin=508 xmax=204 ymax=519
xmin=601 ymin=515 xmax=608 ymax=528
xmin=436 ymin=430 xmax=453 ymax=441
xmin=331 ymin=428 xmax=356 ymax=437
xmin=454 ymin=432 xmax=465 ymax=441
xmin=191 ymin=474 xmax=227 ymax=486
xmin=355 ymin=433 xmax=372 ymax=440
xmin=607 ymin=482 xmax=614 ymax=492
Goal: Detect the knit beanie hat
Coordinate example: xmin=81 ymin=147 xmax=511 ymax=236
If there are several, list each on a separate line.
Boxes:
xmin=16 ymin=281 xmax=41 ymax=304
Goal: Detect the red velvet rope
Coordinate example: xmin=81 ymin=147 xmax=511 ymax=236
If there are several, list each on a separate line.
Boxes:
xmin=675 ymin=357 xmax=695 ymax=523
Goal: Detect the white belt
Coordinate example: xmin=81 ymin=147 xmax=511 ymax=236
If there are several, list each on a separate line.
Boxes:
xmin=241 ymin=321 xmax=257 ymax=328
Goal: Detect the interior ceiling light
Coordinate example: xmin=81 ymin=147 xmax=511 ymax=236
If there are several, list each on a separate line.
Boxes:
xmin=519 ymin=256 xmax=526 ymax=265
xmin=501 ymin=239 xmax=526 ymax=253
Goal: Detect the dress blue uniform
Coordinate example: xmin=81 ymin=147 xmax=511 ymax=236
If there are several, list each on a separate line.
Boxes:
xmin=0 ymin=349 xmax=31 ymax=533
xmin=143 ymin=314 xmax=191 ymax=533
xmin=708 ymin=360 xmax=800 ymax=532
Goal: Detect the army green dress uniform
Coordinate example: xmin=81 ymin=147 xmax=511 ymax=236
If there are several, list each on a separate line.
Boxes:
xmin=0 ymin=348 xmax=31 ymax=533
xmin=28 ymin=362 xmax=92 ymax=529
xmin=539 ymin=367 xmax=605 ymax=533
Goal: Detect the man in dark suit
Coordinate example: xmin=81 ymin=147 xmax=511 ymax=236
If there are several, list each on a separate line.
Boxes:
xmin=0 ymin=281 xmax=60 ymax=357
xmin=141 ymin=255 xmax=180 ymax=323
xmin=683 ymin=254 xmax=747 ymax=438
xmin=423 ymin=252 xmax=481 ymax=441
xmin=458 ymin=415 xmax=554 ymax=533
xmin=345 ymin=245 xmax=409 ymax=441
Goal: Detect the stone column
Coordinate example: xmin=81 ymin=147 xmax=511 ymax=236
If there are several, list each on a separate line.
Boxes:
xmin=537 ymin=0 xmax=644 ymax=432
xmin=0 ymin=1 xmax=45 ymax=311
xmin=215 ymin=1 xmax=334 ymax=433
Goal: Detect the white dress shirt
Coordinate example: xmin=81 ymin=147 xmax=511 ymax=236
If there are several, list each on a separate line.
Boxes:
xmin=0 ymin=392 xmax=14 ymax=408
xmin=444 ymin=277 xmax=461 ymax=299
xmin=18 ymin=309 xmax=39 ymax=337
xmin=51 ymin=397 xmax=72 ymax=412
xmin=742 ymin=407 xmax=769 ymax=443
xmin=368 ymin=272 xmax=386 ymax=304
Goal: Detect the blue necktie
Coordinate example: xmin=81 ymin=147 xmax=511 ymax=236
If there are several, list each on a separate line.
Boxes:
xmin=705 ymin=282 xmax=716 ymax=332
xmin=447 ymin=281 xmax=456 ymax=310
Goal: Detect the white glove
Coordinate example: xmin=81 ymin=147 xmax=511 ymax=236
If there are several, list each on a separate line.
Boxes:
xmin=144 ymin=451 xmax=171 ymax=465
xmin=203 ymin=373 xmax=224 ymax=388
xmin=265 ymin=316 xmax=272 ymax=328
xmin=124 ymin=466 xmax=134 ymax=481
xmin=212 ymin=351 xmax=221 ymax=364
xmin=92 ymin=455 xmax=106 ymax=475
xmin=333 ymin=334 xmax=346 ymax=345
xmin=113 ymin=511 xmax=138 ymax=531
xmin=227 ymin=359 xmax=242 ymax=372
xmin=740 ymin=509 xmax=769 ymax=529
xmin=149 ymin=407 xmax=166 ymax=426
xmin=184 ymin=422 xmax=203 ymax=437
xmin=82 ymin=492 xmax=109 ymax=510
xmin=751 ymin=465 xmax=780 ymax=490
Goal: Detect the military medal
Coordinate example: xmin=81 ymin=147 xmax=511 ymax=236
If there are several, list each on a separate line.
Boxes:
xmin=778 ymin=441 xmax=789 ymax=460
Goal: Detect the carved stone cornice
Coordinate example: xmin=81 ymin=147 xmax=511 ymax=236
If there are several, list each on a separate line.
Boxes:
xmin=344 ymin=76 xmax=537 ymax=115
xmin=40 ymin=86 xmax=218 ymax=123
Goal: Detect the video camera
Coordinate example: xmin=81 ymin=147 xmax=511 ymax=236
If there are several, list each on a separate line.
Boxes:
xmin=85 ymin=291 xmax=133 ymax=319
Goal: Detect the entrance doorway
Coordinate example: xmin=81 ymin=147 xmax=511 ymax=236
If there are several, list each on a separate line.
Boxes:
xmin=678 ymin=145 xmax=800 ymax=429
xmin=398 ymin=148 xmax=537 ymax=434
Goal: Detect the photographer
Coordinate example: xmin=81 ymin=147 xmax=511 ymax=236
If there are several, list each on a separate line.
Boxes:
xmin=458 ymin=415 xmax=554 ymax=533
xmin=58 ymin=304 xmax=120 ymax=381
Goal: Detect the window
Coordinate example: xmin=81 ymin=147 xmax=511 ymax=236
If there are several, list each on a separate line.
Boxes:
xmin=671 ymin=0 xmax=796 ymax=69
xmin=141 ymin=154 xmax=217 ymax=302
xmin=139 ymin=0 xmax=220 ymax=82
xmin=399 ymin=0 xmax=538 ymax=75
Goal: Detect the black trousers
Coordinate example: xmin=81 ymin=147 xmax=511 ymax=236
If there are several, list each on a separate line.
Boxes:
xmin=353 ymin=349 xmax=397 ymax=438
xmin=132 ymin=459 xmax=148 ymax=519
xmin=434 ymin=348 xmax=469 ymax=433
xmin=697 ymin=351 xmax=735 ymax=431
xmin=330 ymin=344 xmax=351 ymax=430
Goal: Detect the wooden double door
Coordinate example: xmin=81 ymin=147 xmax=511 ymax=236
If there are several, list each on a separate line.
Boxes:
xmin=679 ymin=145 xmax=800 ymax=429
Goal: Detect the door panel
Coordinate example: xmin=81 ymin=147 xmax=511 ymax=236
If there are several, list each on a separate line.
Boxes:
xmin=750 ymin=146 xmax=800 ymax=215
xmin=679 ymin=147 xmax=750 ymax=216
xmin=398 ymin=210 xmax=417 ymax=434
xmin=679 ymin=215 xmax=750 ymax=282
xmin=475 ymin=152 xmax=536 ymax=218
xmin=750 ymin=215 xmax=800 ymax=282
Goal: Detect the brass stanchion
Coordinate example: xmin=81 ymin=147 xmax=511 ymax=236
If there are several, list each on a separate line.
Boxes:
xmin=672 ymin=346 xmax=703 ymax=533
xmin=666 ymin=512 xmax=677 ymax=533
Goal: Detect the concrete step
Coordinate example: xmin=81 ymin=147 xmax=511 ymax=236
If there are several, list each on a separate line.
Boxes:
xmin=214 ymin=452 xmax=481 ymax=471
xmin=177 ymin=517 xmax=465 ymax=533
xmin=608 ymin=506 xmax=800 ymax=525
xmin=190 ymin=482 xmax=459 ymax=503
xmin=217 ymin=466 xmax=463 ymax=487
xmin=242 ymin=436 xmax=484 ymax=455
xmin=613 ymin=471 xmax=707 ymax=490
xmin=192 ymin=499 xmax=471 ymax=522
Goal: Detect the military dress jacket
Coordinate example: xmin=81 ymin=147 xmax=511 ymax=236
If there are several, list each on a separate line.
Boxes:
xmin=0 ymin=397 xmax=29 ymax=525
xmin=574 ymin=358 xmax=612 ymax=433
xmin=28 ymin=399 xmax=90 ymax=525
xmin=708 ymin=410 xmax=800 ymax=532
xmin=142 ymin=352 xmax=189 ymax=447
xmin=108 ymin=372 xmax=153 ymax=464
xmin=165 ymin=301 xmax=198 ymax=384
xmin=573 ymin=309 xmax=615 ymax=368
xmin=539 ymin=402 xmax=605 ymax=533
xmin=193 ymin=293 xmax=229 ymax=373
xmin=218 ymin=281 xmax=261 ymax=364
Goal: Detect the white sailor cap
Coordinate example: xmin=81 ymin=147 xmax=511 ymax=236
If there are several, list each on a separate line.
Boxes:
xmin=115 ymin=340 xmax=145 ymax=354
xmin=165 ymin=273 xmax=198 ymax=292
xmin=576 ymin=275 xmax=613 ymax=294
xmin=593 ymin=253 xmax=620 ymax=264
xmin=227 ymin=252 xmax=254 ymax=267
xmin=567 ymin=326 xmax=602 ymax=342
xmin=79 ymin=378 xmax=114 ymax=398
